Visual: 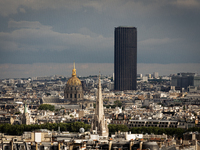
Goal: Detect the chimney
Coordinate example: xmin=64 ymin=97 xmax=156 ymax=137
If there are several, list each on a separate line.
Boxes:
xmin=139 ymin=141 xmax=143 ymax=150
xmin=129 ymin=139 xmax=134 ymax=150
xmin=109 ymin=138 xmax=112 ymax=150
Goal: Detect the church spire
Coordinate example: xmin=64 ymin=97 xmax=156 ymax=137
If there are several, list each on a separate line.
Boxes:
xmin=95 ymin=73 xmax=103 ymax=121
xmin=72 ymin=62 xmax=76 ymax=77
xmin=24 ymin=102 xmax=27 ymax=114
xmin=91 ymin=73 xmax=109 ymax=137
xmin=22 ymin=102 xmax=30 ymax=125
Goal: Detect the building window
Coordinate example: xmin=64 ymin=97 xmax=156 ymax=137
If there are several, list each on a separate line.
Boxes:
xmin=74 ymin=94 xmax=77 ymax=98
xmin=70 ymin=94 xmax=72 ymax=98
xmin=78 ymin=94 xmax=80 ymax=98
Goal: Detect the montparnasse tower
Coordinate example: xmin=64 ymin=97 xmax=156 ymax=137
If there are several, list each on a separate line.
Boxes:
xmin=90 ymin=74 xmax=109 ymax=137
xmin=114 ymin=27 xmax=137 ymax=90
xmin=64 ymin=62 xmax=83 ymax=104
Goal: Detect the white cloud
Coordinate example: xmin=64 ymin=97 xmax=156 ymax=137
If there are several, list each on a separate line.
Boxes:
xmin=0 ymin=0 xmax=94 ymax=16
xmin=0 ymin=20 xmax=113 ymax=52
xmin=19 ymin=8 xmax=26 ymax=13
xmin=172 ymin=0 xmax=200 ymax=8
xmin=139 ymin=38 xmax=181 ymax=46
xmin=8 ymin=20 xmax=51 ymax=29
xmin=1 ymin=0 xmax=199 ymax=16
xmin=79 ymin=27 xmax=99 ymax=37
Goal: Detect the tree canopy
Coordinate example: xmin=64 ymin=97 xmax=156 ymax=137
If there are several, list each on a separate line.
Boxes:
xmin=1 ymin=122 xmax=200 ymax=138
xmin=108 ymin=125 xmax=186 ymax=138
xmin=38 ymin=104 xmax=55 ymax=111
xmin=114 ymin=100 xmax=122 ymax=107
xmin=0 ymin=122 xmax=91 ymax=135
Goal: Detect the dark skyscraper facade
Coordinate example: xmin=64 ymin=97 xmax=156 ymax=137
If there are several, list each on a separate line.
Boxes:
xmin=114 ymin=27 xmax=137 ymax=91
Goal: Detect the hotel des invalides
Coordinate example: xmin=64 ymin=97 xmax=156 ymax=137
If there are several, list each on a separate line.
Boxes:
xmin=41 ymin=62 xmax=109 ymax=137
xmin=41 ymin=63 xmax=94 ymax=109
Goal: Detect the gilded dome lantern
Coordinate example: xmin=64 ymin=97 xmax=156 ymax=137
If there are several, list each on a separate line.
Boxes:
xmin=66 ymin=62 xmax=82 ymax=86
xmin=72 ymin=62 xmax=76 ymax=77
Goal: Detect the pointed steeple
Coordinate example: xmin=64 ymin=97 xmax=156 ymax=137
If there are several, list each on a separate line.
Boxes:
xmin=22 ymin=102 xmax=30 ymax=125
xmin=95 ymin=73 xmax=104 ymax=121
xmin=72 ymin=62 xmax=76 ymax=77
xmin=91 ymin=73 xmax=109 ymax=137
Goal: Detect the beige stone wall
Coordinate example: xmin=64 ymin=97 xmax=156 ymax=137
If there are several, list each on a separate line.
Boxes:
xmin=64 ymin=85 xmax=83 ymax=104
xmin=41 ymin=132 xmax=51 ymax=142
xmin=10 ymin=117 xmax=14 ymax=125
xmin=23 ymin=132 xmax=34 ymax=142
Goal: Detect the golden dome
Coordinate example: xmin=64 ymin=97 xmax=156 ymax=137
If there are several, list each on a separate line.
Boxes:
xmin=67 ymin=76 xmax=82 ymax=86
xmin=66 ymin=62 xmax=82 ymax=86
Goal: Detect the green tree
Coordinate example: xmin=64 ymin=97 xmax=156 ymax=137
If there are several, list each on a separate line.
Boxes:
xmin=108 ymin=124 xmax=128 ymax=134
xmin=108 ymin=124 xmax=117 ymax=133
xmin=38 ymin=104 xmax=55 ymax=111
xmin=114 ymin=100 xmax=122 ymax=107
xmin=104 ymin=99 xmax=109 ymax=102
xmin=0 ymin=123 xmax=188 ymax=138
xmin=68 ymin=122 xmax=90 ymax=132
xmin=116 ymin=124 xmax=129 ymax=132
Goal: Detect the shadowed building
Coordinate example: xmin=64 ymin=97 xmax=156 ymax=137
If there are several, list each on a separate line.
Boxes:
xmin=171 ymin=73 xmax=200 ymax=90
xmin=114 ymin=26 xmax=137 ymax=91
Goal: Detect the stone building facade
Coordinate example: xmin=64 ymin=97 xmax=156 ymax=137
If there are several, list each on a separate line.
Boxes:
xmin=64 ymin=63 xmax=83 ymax=104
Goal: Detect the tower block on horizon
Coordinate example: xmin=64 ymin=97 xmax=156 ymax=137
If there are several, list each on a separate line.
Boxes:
xmin=114 ymin=26 xmax=137 ymax=91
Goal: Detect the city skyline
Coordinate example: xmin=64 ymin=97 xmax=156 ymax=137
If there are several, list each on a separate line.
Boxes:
xmin=1 ymin=63 xmax=200 ymax=79
xmin=0 ymin=0 xmax=200 ymax=78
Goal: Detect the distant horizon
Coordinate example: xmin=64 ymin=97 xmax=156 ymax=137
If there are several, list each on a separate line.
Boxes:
xmin=0 ymin=62 xmax=200 ymax=79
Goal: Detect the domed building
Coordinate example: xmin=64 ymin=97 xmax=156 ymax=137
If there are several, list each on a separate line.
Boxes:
xmin=41 ymin=63 xmax=94 ymax=109
xmin=64 ymin=63 xmax=83 ymax=104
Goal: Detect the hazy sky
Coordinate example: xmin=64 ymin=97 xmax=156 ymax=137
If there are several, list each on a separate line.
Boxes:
xmin=0 ymin=0 xmax=200 ymax=78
